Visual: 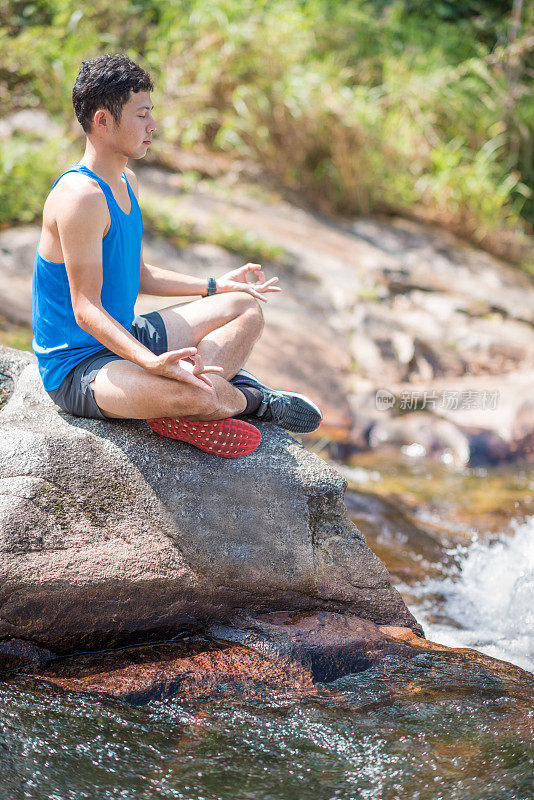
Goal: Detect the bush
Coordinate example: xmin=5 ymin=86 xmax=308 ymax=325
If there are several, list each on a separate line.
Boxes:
xmin=1 ymin=0 xmax=532 ymax=269
xmin=0 ymin=134 xmax=71 ymax=225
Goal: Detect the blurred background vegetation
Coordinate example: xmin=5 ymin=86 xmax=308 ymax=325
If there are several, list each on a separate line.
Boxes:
xmin=1 ymin=0 xmax=533 ymax=271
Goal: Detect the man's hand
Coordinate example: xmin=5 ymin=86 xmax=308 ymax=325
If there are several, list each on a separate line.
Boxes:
xmin=216 ymin=263 xmax=282 ymax=303
xmin=147 ymin=347 xmax=223 ymax=393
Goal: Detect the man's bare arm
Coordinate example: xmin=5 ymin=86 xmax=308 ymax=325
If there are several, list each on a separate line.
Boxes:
xmin=139 ymin=252 xmax=208 ymax=297
xmin=57 ymin=187 xmax=159 ymax=371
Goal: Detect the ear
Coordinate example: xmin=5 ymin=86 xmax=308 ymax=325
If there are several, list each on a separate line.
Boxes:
xmin=93 ymin=108 xmax=112 ymax=131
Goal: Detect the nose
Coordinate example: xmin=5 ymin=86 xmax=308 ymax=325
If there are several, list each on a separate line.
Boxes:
xmin=147 ymin=114 xmax=156 ymax=134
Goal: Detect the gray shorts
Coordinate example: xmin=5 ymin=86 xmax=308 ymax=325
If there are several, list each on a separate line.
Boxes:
xmin=46 ymin=311 xmax=168 ymax=420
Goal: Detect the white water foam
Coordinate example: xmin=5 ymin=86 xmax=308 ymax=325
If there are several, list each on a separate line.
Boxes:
xmin=408 ymin=516 xmax=534 ymax=673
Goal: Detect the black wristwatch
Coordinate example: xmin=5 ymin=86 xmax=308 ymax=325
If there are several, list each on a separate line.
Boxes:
xmin=206 ymin=277 xmax=217 ymax=296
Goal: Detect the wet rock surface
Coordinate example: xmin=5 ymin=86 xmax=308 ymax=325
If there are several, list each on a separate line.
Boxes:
xmin=207 ymin=610 xmax=420 ymax=682
xmin=0 ymin=639 xmax=54 ymax=672
xmin=24 ymin=638 xmax=317 ymax=704
xmin=18 ymin=610 xmax=533 ymax=707
xmin=206 ymin=609 xmax=534 ymax=689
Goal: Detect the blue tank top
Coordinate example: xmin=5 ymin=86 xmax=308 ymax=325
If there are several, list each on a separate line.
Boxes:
xmin=32 ymin=163 xmax=143 ymax=391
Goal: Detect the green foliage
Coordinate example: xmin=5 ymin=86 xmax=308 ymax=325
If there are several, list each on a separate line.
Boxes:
xmin=1 ymin=0 xmax=533 ymax=268
xmin=0 ymin=324 xmax=34 ymax=352
xmin=0 ymin=134 xmax=72 ymax=225
xmin=141 ymin=197 xmax=289 ymax=264
xmin=210 ymin=222 xmax=288 ymax=265
xmin=141 ymin=199 xmax=198 ymax=249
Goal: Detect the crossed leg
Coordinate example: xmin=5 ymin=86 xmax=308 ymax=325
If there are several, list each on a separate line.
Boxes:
xmin=89 ymin=291 xmax=264 ymax=420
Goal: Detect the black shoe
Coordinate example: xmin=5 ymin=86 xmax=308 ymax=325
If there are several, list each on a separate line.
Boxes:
xmin=230 ymin=369 xmax=323 ymax=433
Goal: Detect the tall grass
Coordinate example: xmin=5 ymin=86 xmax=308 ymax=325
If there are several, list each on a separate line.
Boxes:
xmin=1 ymin=0 xmax=532 ymax=268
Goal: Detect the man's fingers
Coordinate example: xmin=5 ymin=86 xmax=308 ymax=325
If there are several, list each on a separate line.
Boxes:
xmin=191 ymin=357 xmax=204 ymax=376
xmin=256 ymin=277 xmax=280 ymax=291
xmin=180 ymin=371 xmax=215 ymax=393
xmin=195 ymin=364 xmax=224 ymax=376
xmin=165 ymin=347 xmax=197 ymax=361
xmin=240 ymin=263 xmax=262 ymax=280
xmin=202 ymin=365 xmax=224 ymax=373
xmin=247 ymin=287 xmax=268 ymax=303
xmin=256 ymin=282 xmax=282 ymax=294
xmin=230 ymin=263 xmax=261 ymax=278
xmin=192 ymin=354 xmax=223 ymax=377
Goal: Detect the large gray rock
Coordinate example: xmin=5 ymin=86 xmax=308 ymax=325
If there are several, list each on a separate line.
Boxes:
xmin=0 ymin=346 xmax=421 ymax=655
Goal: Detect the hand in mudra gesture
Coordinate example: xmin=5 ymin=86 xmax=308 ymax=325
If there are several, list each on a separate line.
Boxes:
xmin=149 ymin=347 xmax=223 ymax=393
xmin=216 ymin=263 xmax=281 ymax=303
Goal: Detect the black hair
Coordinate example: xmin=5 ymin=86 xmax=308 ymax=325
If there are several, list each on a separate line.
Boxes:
xmin=72 ymin=53 xmax=154 ymax=134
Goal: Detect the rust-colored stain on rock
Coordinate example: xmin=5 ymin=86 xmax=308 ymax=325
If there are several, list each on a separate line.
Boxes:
xmin=29 ymin=638 xmax=316 ymax=704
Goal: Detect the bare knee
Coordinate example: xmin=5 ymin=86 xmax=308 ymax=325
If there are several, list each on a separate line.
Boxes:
xmin=222 ymin=290 xmax=263 ymax=320
xmin=244 ymin=302 xmax=264 ymax=340
xmin=235 ymin=293 xmax=264 ymax=335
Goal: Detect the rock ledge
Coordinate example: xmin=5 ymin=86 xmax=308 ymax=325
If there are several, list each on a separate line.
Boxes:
xmin=0 ymin=346 xmax=421 ymax=659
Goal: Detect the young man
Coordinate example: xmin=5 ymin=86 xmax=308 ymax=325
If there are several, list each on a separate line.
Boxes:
xmin=32 ymin=53 xmax=322 ymax=458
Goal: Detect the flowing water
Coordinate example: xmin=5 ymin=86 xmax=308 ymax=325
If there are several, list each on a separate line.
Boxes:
xmin=405 ymin=516 xmax=534 ymax=673
xmin=1 ymin=454 xmax=533 ymax=800
xmin=338 ymin=452 xmax=534 ymax=674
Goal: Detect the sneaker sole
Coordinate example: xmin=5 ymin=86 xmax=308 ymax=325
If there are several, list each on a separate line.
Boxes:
xmin=232 ymin=370 xmax=323 ymax=433
xmin=146 ymin=417 xmax=261 ymax=458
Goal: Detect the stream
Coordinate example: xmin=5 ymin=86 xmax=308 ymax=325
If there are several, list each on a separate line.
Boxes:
xmin=1 ymin=452 xmax=532 ymax=800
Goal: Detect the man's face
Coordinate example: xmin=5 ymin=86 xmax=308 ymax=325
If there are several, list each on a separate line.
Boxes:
xmin=105 ymin=90 xmax=156 ymax=159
